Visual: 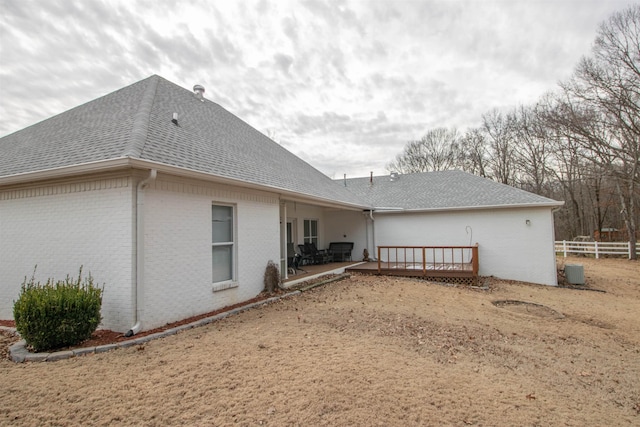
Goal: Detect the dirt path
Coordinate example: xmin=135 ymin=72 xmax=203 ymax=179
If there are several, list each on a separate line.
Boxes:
xmin=1 ymin=256 xmax=639 ymax=426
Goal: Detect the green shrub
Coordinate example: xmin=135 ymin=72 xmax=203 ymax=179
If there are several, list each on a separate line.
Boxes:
xmin=13 ymin=267 xmax=103 ymax=352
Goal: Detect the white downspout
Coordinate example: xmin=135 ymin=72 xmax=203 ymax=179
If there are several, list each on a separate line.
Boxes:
xmin=370 ymin=210 xmax=376 ymax=260
xmin=126 ymin=169 xmax=157 ymax=337
xmin=364 ymin=210 xmax=376 ymax=260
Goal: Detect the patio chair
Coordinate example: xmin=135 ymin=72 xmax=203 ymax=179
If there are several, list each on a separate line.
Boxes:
xmin=298 ymin=244 xmax=314 ymax=265
xmin=328 ymin=242 xmax=354 ymax=262
xmin=307 ymin=242 xmax=331 ymax=264
xmin=287 ymin=243 xmax=305 ymax=274
xmin=298 ymin=243 xmax=329 ymax=264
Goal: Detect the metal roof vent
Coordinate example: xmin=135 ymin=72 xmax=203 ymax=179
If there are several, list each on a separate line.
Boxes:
xmin=390 ymin=172 xmax=400 ymax=181
xmin=193 ymin=84 xmax=205 ymax=101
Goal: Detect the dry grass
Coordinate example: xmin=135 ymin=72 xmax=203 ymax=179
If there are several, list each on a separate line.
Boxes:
xmin=1 ymin=256 xmax=639 ymax=426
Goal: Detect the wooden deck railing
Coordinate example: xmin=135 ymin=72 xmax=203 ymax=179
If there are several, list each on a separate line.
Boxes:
xmin=377 ymin=245 xmax=479 ymax=277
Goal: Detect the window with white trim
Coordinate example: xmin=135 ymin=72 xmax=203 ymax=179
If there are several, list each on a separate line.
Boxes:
xmin=212 ymin=204 xmax=234 ymax=283
xmin=303 ymin=219 xmax=318 ymax=246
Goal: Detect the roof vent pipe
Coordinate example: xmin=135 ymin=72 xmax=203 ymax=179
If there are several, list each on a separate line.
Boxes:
xmin=193 ymin=84 xmax=205 ymax=101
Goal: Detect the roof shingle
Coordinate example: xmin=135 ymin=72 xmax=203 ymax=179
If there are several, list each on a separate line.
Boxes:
xmin=343 ymin=171 xmax=562 ymax=210
xmin=0 ymin=75 xmax=367 ymax=207
xmin=0 ymin=75 xmax=562 ymax=212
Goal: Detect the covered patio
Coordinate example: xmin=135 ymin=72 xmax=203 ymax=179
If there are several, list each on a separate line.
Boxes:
xmin=283 ymin=245 xmax=480 ymax=287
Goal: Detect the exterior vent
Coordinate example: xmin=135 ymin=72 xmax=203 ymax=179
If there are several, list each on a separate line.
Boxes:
xmin=565 ymin=264 xmax=585 ymax=285
xmin=193 ymin=84 xmax=205 ymax=100
xmin=390 ymin=172 xmax=400 ymax=181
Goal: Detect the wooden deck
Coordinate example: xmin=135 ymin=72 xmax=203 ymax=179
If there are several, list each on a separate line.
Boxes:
xmin=284 ymin=245 xmax=479 ymax=286
xmin=347 ymin=245 xmax=479 ymax=285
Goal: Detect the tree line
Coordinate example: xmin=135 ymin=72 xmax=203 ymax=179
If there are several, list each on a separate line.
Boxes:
xmin=387 ymin=5 xmax=639 ymax=259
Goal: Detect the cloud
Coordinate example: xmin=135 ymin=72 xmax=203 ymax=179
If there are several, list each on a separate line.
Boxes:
xmin=274 ymin=53 xmax=294 ymax=74
xmin=0 ymin=0 xmax=631 ymax=177
xmin=281 ymin=16 xmax=299 ymax=44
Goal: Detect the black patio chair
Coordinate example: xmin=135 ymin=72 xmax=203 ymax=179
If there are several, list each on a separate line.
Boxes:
xmin=306 ymin=242 xmax=331 ymax=264
xmin=298 ymin=244 xmax=314 ymax=265
xmin=287 ymin=243 xmax=305 ymax=274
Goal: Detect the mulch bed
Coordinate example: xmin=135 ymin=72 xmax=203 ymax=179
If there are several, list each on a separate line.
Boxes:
xmin=1 ymin=276 xmax=338 ymax=352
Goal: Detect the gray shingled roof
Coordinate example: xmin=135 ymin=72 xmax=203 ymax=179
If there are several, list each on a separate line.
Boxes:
xmin=343 ymin=171 xmax=562 ymax=211
xmin=0 ymin=76 xmax=561 ymax=212
xmin=0 ymin=75 xmax=368 ymax=207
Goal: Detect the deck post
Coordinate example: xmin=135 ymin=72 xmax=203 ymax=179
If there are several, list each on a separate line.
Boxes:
xmin=472 ymin=244 xmax=479 ymax=276
xmin=377 ymin=247 xmax=381 ymax=273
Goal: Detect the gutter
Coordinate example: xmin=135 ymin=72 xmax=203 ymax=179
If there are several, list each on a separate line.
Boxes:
xmin=0 ymin=158 xmax=133 ymax=186
xmin=125 ymin=169 xmax=157 ymax=337
xmin=1 ymin=157 xmax=370 ymax=212
xmin=373 ymin=201 xmax=565 ymax=214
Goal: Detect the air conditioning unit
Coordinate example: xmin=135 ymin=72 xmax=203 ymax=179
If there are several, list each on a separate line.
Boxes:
xmin=565 ymin=264 xmax=585 ymax=285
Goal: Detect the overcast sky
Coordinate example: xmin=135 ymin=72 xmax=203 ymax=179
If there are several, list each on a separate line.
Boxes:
xmin=0 ymin=0 xmax=633 ymax=178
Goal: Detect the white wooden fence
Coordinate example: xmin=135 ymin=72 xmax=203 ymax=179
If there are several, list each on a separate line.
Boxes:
xmin=555 ymin=240 xmax=639 ymax=259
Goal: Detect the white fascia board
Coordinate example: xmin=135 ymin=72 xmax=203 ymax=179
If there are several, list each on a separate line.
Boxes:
xmin=373 ymin=200 xmax=565 ymax=214
xmin=0 ymin=157 xmax=368 ymax=211
xmin=124 ymin=159 xmax=369 ymax=211
xmin=0 ymin=158 xmax=133 ymax=185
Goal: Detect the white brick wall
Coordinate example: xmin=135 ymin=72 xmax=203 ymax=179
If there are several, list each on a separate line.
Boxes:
xmin=1 ymin=173 xmax=283 ymax=333
xmin=141 ymin=177 xmax=280 ymax=330
xmin=0 ymin=172 xmax=558 ymax=335
xmin=0 ymin=177 xmax=135 ymax=331
xmin=373 ymin=207 xmax=558 ymax=286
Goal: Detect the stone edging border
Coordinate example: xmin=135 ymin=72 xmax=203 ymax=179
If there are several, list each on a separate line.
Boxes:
xmin=8 ymin=273 xmax=351 ymax=363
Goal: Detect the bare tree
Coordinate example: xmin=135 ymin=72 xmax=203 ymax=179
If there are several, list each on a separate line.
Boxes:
xmin=550 ymin=5 xmax=640 ymax=258
xmin=458 ymin=128 xmax=489 ymax=177
xmin=387 ymin=128 xmax=461 ymax=173
xmin=544 ymin=117 xmax=592 ymax=238
xmin=511 ymin=105 xmax=553 ymax=195
xmin=482 ymin=109 xmax=518 ymax=185
xmin=383 ymin=6 xmax=640 ymax=252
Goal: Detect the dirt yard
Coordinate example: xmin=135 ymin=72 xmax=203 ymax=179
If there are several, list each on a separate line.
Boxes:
xmin=1 ymin=256 xmax=639 ymax=426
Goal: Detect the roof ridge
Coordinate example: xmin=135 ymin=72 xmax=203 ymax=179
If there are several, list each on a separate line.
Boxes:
xmin=123 ymin=75 xmax=159 ymax=158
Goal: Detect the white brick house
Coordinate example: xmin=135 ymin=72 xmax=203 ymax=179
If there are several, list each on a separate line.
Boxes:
xmin=0 ymin=75 xmax=562 ymax=333
xmin=334 ymin=171 xmax=562 ymax=287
